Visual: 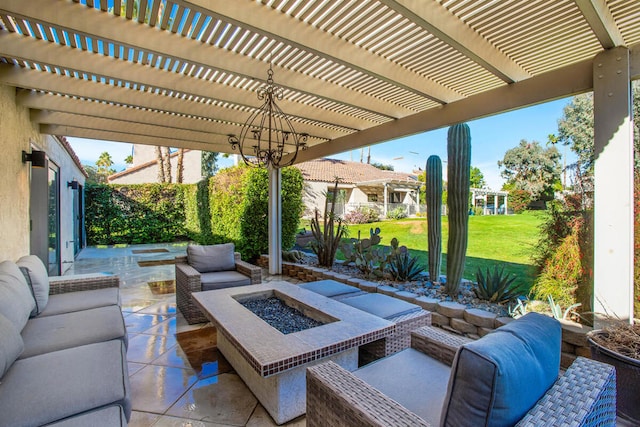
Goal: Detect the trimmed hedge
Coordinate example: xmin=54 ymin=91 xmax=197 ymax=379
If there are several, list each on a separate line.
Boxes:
xmin=85 ymin=166 xmax=304 ymax=261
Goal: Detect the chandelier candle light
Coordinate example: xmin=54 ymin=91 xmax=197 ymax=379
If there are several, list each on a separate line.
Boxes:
xmin=228 ymin=63 xmax=309 ymax=168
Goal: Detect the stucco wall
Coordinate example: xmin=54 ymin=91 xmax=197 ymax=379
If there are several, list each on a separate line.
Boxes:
xmin=0 ymin=84 xmax=45 ymax=261
xmin=110 ymin=150 xmax=203 ymax=184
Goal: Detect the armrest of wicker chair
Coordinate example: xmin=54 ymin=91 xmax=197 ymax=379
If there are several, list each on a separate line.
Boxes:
xmin=516 ymin=357 xmax=616 ymax=426
xmin=306 ymin=361 xmax=430 ymax=427
xmin=48 ymin=273 xmax=119 ymax=295
xmin=236 ymin=259 xmax=262 ymax=284
xmin=410 ymin=325 xmax=473 ymax=366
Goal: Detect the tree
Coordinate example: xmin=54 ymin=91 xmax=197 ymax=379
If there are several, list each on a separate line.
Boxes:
xmin=124 ymin=155 xmax=133 ymax=165
xmin=370 ymin=161 xmax=394 ymax=171
xmin=557 ymin=81 xmax=640 ymax=174
xmin=94 ymin=151 xmax=115 ymax=183
xmin=202 ymin=151 xmax=219 ymax=178
xmin=176 ymin=149 xmax=185 ymax=183
xmin=470 ymin=166 xmax=486 ymax=189
xmin=498 ymin=139 xmax=561 ymax=202
xmin=155 ymin=146 xmax=165 ymax=183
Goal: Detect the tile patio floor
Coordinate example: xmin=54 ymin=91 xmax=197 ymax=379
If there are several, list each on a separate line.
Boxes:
xmin=64 ymin=243 xmax=305 ymax=427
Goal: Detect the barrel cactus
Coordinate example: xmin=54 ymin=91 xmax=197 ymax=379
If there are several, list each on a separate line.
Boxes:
xmin=425 ymin=155 xmax=442 ymax=282
xmin=446 ymin=123 xmax=471 ymax=297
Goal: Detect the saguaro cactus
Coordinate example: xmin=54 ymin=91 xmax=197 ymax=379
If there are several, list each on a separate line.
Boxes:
xmin=446 ymin=123 xmax=471 ymax=297
xmin=425 ymin=155 xmax=442 ymax=282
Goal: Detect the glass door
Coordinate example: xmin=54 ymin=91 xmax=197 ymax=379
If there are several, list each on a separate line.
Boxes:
xmin=48 ymin=164 xmax=60 ymax=275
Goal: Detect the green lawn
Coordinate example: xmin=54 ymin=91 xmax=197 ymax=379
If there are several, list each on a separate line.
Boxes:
xmin=335 ymin=211 xmax=544 ymax=291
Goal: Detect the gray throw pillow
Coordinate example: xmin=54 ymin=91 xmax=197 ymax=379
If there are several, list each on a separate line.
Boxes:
xmin=17 ymin=255 xmax=50 ymax=317
xmin=0 ymin=261 xmax=36 ymax=331
xmin=187 ymin=243 xmax=236 ymax=273
xmin=441 ymin=313 xmax=561 ymax=427
xmin=0 ymin=312 xmax=24 ymax=378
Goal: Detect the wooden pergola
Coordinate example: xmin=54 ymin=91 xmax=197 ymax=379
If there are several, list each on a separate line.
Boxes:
xmin=0 ymin=0 xmax=638 ymax=321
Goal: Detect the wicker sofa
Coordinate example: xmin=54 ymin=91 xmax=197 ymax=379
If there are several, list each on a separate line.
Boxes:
xmin=176 ymin=243 xmax=262 ymax=324
xmin=307 ymin=314 xmax=617 ymax=427
xmin=0 ymin=255 xmax=130 ymax=426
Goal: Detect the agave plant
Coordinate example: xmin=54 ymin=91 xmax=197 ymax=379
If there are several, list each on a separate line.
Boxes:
xmin=473 ymin=266 xmax=523 ymax=303
xmin=389 ymin=247 xmax=425 ymax=282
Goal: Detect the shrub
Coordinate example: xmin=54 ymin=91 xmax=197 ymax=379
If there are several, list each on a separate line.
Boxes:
xmin=387 ymin=206 xmax=407 ymax=219
xmin=343 ymin=206 xmax=380 ymax=224
xmin=508 ymin=189 xmax=531 ymax=213
xmin=85 ymin=183 xmax=188 ymax=245
xmin=211 ymin=166 xmax=304 ymax=261
xmin=473 ymin=265 xmax=523 ymax=303
xmin=84 ymin=167 xmax=305 ymax=261
xmin=532 ymin=211 xmax=590 ymax=310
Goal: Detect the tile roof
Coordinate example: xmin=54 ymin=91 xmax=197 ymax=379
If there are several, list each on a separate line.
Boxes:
xmin=295 ymin=158 xmax=417 ymax=185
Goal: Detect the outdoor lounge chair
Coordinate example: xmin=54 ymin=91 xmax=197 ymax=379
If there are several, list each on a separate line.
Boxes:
xmin=307 ymin=313 xmax=617 ymax=427
xmin=176 ymin=243 xmax=262 ymax=324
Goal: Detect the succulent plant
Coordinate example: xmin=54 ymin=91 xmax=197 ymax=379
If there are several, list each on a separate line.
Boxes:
xmin=473 ymin=265 xmax=523 ymax=303
xmin=309 ymin=179 xmax=346 ymax=267
xmin=425 ymin=155 xmax=442 ymax=282
xmin=389 ymin=247 xmax=425 ymax=282
xmin=446 ymin=123 xmax=471 ymax=297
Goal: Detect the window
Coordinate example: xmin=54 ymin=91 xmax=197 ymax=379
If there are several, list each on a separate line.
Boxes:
xmin=390 ymin=192 xmax=402 ymax=203
xmin=367 ymin=194 xmax=378 ymax=202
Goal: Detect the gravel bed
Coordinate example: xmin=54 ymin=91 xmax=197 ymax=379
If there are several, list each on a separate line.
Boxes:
xmin=295 ymin=253 xmax=511 ymax=317
xmin=240 ymin=297 xmax=324 ymax=334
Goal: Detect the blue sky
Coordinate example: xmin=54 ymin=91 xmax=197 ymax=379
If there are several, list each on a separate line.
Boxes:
xmin=67 ymin=96 xmax=573 ymax=190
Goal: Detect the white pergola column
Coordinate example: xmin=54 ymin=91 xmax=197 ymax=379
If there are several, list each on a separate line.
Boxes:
xmin=593 ymin=47 xmax=634 ymax=323
xmin=383 ymin=183 xmax=388 ymax=217
xmin=268 ymin=166 xmax=282 ymax=275
xmin=493 ymin=194 xmax=498 ymax=215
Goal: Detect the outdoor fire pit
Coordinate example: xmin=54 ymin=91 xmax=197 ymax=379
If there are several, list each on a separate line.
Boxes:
xmin=193 ymin=281 xmax=394 ymax=424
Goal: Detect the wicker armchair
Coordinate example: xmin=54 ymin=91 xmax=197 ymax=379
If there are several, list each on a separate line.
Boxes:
xmin=307 ymin=320 xmax=617 ymax=427
xmin=175 ymin=252 xmax=261 ymax=324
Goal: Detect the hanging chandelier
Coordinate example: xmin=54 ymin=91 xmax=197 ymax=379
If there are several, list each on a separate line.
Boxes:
xmin=228 ymin=63 xmax=308 ymax=168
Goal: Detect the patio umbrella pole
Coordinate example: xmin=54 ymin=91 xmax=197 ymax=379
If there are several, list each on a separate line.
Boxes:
xmin=268 ymin=166 xmax=282 ymax=275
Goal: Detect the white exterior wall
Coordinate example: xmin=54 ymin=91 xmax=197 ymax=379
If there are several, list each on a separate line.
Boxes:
xmin=0 ymin=84 xmax=44 ymax=261
xmin=41 ymin=135 xmax=86 ymax=272
xmin=301 ymin=181 xmax=327 ymax=217
xmin=111 ymin=150 xmax=204 ymax=184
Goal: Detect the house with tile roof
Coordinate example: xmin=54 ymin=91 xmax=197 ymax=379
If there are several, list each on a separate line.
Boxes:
xmin=109 ymin=148 xmax=421 ymax=218
xmin=297 ymin=158 xmax=422 ymax=219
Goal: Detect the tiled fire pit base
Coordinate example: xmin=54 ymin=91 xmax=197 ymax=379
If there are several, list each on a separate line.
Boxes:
xmin=193 ymin=281 xmax=394 ymax=425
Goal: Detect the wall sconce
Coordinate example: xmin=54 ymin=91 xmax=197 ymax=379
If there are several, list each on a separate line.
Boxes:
xmin=22 ymin=150 xmax=46 ymax=168
xmin=67 ymin=179 xmax=79 ymax=190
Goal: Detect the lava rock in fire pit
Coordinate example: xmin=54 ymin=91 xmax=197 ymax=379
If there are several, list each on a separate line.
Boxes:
xmin=240 ymin=297 xmax=324 ymax=334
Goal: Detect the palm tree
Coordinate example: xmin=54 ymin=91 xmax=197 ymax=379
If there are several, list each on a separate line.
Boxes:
xmin=155 ymin=146 xmax=165 ymax=183
xmin=176 ymin=149 xmax=185 ymax=183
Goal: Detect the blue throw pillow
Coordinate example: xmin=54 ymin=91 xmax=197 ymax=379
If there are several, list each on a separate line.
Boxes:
xmin=441 ymin=313 xmax=561 ymax=427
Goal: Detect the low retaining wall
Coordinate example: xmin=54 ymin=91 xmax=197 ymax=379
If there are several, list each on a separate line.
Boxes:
xmin=258 ymin=256 xmax=593 ymax=369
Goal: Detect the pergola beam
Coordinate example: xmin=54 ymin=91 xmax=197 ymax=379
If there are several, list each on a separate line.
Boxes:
xmin=31 ymin=110 xmax=229 ymax=147
xmin=574 ymin=0 xmax=625 ymax=49
xmin=17 ymin=91 xmax=239 ymax=136
xmin=0 ymin=0 xmax=414 ymax=119
xmin=380 ymin=0 xmax=531 ymax=83
xmin=40 ymin=125 xmax=229 ymax=153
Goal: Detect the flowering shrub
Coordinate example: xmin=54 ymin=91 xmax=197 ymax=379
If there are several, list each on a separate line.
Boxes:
xmin=343 ymin=206 xmax=380 ymax=224
xmin=387 ymin=206 xmax=407 ymax=219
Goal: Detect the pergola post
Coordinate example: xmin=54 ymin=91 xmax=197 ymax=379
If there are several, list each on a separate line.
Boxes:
xmin=268 ymin=166 xmax=282 ymax=275
xmin=383 ymin=183 xmax=388 ymax=217
xmin=592 ymin=47 xmax=634 ymax=323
